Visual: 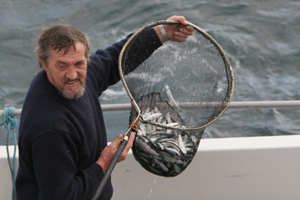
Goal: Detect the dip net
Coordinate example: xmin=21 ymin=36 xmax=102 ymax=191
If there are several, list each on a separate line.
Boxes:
xmin=119 ymin=20 xmax=234 ymax=177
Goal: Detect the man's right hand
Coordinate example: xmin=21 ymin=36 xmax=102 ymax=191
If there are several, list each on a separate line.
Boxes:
xmin=96 ymin=132 xmax=136 ymax=172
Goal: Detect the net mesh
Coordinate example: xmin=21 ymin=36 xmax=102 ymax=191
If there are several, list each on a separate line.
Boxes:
xmin=120 ymin=21 xmax=233 ymax=177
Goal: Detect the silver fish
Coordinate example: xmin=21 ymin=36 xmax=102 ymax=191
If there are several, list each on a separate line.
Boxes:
xmin=135 ymin=136 xmax=159 ymax=156
xmin=177 ymin=134 xmax=187 ymax=154
xmin=143 ymin=112 xmax=163 ymax=122
xmin=163 ymin=85 xmax=179 ymax=109
xmin=153 ymin=159 xmax=169 ymax=172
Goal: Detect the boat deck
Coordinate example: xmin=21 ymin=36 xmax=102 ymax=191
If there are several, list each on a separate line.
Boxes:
xmin=1 ymin=135 xmax=299 ymax=200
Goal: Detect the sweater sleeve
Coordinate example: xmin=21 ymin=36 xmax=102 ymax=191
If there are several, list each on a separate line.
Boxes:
xmin=122 ymin=28 xmax=163 ymax=75
xmin=88 ymin=28 xmax=162 ymax=96
xmin=87 ymin=33 xmax=133 ymax=96
xmin=29 ymin=131 xmax=111 ymax=200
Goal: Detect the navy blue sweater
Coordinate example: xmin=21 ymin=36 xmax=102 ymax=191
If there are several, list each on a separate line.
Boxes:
xmin=16 ymin=28 xmax=161 ymax=200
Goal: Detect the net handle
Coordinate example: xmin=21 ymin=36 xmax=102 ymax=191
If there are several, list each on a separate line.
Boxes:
xmin=91 ymin=117 xmax=139 ymax=199
xmin=118 ymin=20 xmax=234 ymax=131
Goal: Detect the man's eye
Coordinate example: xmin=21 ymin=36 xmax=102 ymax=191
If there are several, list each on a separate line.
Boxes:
xmin=78 ymin=65 xmax=86 ymax=69
xmin=76 ymin=62 xmax=84 ymax=67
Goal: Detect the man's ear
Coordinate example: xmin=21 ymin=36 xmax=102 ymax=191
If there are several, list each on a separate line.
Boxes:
xmin=40 ymin=56 xmax=47 ymax=71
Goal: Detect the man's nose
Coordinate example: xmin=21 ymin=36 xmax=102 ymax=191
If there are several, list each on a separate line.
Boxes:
xmin=66 ymin=66 xmax=77 ymax=80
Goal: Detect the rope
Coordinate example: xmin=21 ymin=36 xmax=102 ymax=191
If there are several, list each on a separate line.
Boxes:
xmin=0 ymin=107 xmax=17 ymax=200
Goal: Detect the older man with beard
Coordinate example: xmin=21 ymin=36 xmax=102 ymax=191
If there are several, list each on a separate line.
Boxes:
xmin=16 ymin=15 xmax=194 ymax=200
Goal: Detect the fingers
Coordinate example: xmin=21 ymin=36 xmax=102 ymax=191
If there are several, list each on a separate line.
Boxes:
xmin=118 ymin=131 xmax=136 ymax=162
xmin=164 ymin=15 xmax=194 ymax=42
xmin=125 ymin=131 xmax=136 ymax=152
xmin=167 ymin=15 xmax=188 ymax=25
xmin=96 ymin=132 xmax=135 ymax=171
xmin=174 ymin=26 xmax=194 ymax=42
xmin=109 ymin=132 xmax=136 ymax=163
xmin=111 ymin=134 xmax=123 ymax=148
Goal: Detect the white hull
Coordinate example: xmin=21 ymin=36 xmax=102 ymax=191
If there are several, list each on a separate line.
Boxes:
xmin=1 ymin=135 xmax=300 ymax=200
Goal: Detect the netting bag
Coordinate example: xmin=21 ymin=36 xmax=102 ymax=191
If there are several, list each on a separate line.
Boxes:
xmin=119 ymin=20 xmax=234 ymax=177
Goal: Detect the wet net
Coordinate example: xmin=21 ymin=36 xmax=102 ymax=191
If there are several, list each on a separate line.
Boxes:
xmin=119 ymin=20 xmax=234 ymax=177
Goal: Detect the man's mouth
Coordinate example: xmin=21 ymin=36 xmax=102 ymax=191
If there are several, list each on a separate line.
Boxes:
xmin=66 ymin=80 xmax=78 ymax=84
xmin=60 ymin=77 xmax=86 ymax=99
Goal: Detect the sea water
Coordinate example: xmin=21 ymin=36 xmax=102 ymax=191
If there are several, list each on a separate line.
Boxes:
xmin=0 ymin=0 xmax=299 ymax=144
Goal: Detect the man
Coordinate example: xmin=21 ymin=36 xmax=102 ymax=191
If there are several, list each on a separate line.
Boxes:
xmin=16 ymin=15 xmax=193 ymax=199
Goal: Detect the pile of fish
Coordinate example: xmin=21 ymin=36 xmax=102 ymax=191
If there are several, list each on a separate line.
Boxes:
xmin=131 ymin=93 xmax=204 ymax=177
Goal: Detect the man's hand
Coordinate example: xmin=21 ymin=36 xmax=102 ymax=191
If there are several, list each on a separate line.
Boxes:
xmin=154 ymin=15 xmax=194 ymax=43
xmin=96 ymin=132 xmax=136 ymax=173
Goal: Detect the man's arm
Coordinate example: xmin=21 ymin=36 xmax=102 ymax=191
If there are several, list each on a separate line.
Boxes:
xmin=95 ymin=15 xmax=195 ymax=171
xmin=27 ymin=132 xmax=107 ymax=200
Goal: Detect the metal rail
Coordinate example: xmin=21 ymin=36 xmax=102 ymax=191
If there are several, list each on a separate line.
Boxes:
xmin=1 ymin=100 xmax=300 ymax=117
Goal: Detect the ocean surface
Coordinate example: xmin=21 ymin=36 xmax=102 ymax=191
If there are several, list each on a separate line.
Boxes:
xmin=0 ymin=0 xmax=299 ymax=145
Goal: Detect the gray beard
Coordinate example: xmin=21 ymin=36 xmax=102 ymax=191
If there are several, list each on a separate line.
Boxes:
xmin=59 ymin=84 xmax=85 ymax=99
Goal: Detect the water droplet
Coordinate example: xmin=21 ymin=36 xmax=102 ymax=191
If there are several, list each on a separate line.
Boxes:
xmin=153 ymin=175 xmax=157 ymax=183
xmin=148 ymin=188 xmax=153 ymax=197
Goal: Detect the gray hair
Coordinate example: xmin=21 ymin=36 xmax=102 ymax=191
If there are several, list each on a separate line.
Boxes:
xmin=35 ymin=23 xmax=91 ymax=68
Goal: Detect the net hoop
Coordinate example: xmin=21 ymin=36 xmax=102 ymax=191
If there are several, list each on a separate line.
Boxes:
xmin=118 ymin=20 xmax=234 ymax=131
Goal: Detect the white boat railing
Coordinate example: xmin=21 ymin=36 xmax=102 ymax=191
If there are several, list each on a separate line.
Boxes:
xmin=2 ymin=100 xmax=300 ymax=116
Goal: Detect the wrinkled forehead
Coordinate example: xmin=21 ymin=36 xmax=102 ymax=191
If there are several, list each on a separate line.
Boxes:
xmin=51 ymin=41 xmax=85 ymax=55
xmin=49 ymin=42 xmax=87 ymax=65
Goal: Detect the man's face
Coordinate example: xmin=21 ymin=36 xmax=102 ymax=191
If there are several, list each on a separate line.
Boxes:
xmin=42 ymin=42 xmax=88 ymax=99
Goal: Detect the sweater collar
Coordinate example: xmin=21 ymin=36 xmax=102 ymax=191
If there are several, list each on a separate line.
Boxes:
xmin=35 ymin=70 xmax=60 ymax=95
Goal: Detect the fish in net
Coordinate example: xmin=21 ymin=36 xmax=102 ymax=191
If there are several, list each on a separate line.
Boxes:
xmin=120 ymin=20 xmax=234 ymax=177
xmin=130 ymin=93 xmax=204 ymax=176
